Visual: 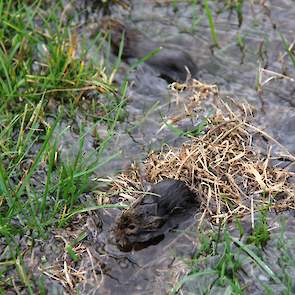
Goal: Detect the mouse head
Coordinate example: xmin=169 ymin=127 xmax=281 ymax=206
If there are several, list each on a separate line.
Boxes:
xmin=113 ymin=209 xmax=165 ymax=251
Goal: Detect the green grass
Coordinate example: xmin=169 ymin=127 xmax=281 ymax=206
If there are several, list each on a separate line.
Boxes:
xmin=1 ymin=0 xmax=294 ymax=293
xmin=246 ymin=209 xmax=270 ymax=248
xmin=171 ymin=212 xmax=293 ymax=294
xmin=204 ymin=0 xmax=220 ymax=48
xmin=279 ymin=33 xmax=295 ymax=68
xmin=162 ymin=117 xmax=208 ymax=138
xmin=0 ymin=0 xmax=128 ymax=291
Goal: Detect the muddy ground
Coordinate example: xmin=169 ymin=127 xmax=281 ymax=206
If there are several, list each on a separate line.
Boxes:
xmin=1 ymin=0 xmax=295 ymax=294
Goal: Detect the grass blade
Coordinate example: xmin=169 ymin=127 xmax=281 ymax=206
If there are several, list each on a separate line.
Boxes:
xmin=204 ymin=0 xmax=219 ymax=48
xmin=231 ymin=237 xmax=282 ymax=285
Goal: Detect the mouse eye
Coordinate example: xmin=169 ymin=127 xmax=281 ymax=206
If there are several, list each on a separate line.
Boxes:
xmin=126 ymin=223 xmax=137 ymax=234
xmin=128 ymin=224 xmax=136 ymax=230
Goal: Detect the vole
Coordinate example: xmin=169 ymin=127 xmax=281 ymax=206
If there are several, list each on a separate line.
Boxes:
xmin=113 ymin=179 xmax=199 ymax=251
xmin=101 ymin=19 xmax=198 ymax=83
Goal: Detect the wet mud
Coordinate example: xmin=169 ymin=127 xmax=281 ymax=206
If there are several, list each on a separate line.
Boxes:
xmin=5 ymin=0 xmax=294 ymax=294
xmin=102 ymin=18 xmax=198 ymax=83
xmin=57 ymin=0 xmax=295 ymax=178
xmin=79 ymin=207 xmax=199 ymax=294
xmin=76 ymin=0 xmax=295 ymax=292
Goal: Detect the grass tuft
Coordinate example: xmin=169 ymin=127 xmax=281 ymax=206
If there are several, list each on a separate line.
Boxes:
xmin=0 ymin=0 xmax=129 ymax=291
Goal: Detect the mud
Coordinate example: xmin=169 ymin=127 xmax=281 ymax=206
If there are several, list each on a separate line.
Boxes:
xmin=180 ymin=211 xmax=295 ymax=295
xmin=72 ymin=1 xmax=295 ymax=292
xmin=56 ymin=0 xmax=295 ymax=179
xmin=3 ymin=0 xmax=295 ymax=294
xmin=102 ymin=19 xmax=198 ymax=82
xmin=77 ymin=207 xmax=200 ymax=295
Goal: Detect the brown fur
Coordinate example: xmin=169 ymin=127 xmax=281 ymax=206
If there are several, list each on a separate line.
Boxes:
xmin=113 ymin=179 xmax=200 ymax=251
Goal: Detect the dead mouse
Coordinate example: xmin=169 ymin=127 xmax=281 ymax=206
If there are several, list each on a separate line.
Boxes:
xmin=101 ymin=19 xmax=198 ymax=83
xmin=113 ymin=179 xmax=200 ymax=251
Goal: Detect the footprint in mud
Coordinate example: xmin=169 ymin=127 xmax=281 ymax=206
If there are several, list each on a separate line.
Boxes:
xmin=101 ymin=19 xmax=198 ymax=83
xmin=113 ymin=179 xmax=200 ymax=252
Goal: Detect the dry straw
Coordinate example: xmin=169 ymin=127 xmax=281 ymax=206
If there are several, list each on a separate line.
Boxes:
xmin=111 ymin=79 xmax=295 ymax=225
xmin=43 ymin=80 xmax=295 ymax=290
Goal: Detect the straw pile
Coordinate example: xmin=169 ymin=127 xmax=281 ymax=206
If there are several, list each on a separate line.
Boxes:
xmin=111 ymin=80 xmax=295 ymax=224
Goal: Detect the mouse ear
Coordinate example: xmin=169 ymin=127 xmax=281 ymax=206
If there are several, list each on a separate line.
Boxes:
xmin=147 ymin=216 xmax=165 ymax=229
